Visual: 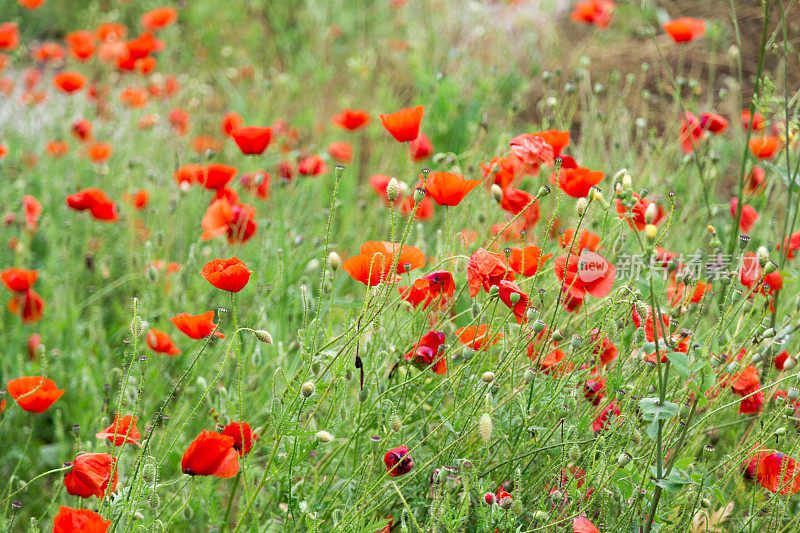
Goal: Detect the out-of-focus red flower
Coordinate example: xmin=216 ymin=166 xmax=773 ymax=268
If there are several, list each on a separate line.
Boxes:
xmin=221 ymin=111 xmax=244 ymax=136
xmin=592 ymin=400 xmax=621 ymax=432
xmin=663 ymin=17 xmax=706 ymax=42
xmin=7 ymin=376 xmax=64 ymax=413
xmin=71 ymin=118 xmax=92 ymax=142
xmin=231 ymin=126 xmax=272 ymax=155
xmin=731 ymin=365 xmax=764 ymax=414
xmin=667 ymin=278 xmax=710 ymax=306
xmin=47 ymin=139 xmax=70 ymax=157
xmin=298 ymin=154 xmax=329 ymax=176
xmin=379 ymin=105 xmax=424 ymax=142
xmin=66 ymin=31 xmax=96 ymax=61
xmin=570 ymin=1 xmax=615 ymax=28
xmin=1 ymin=267 xmax=38 ymax=292
xmin=509 ymin=133 xmax=555 ymax=167
xmin=748 ymin=135 xmax=780 ymax=159
xmin=680 ymin=111 xmax=706 ymax=153
xmin=141 ymin=7 xmax=178 ymax=31
xmin=508 ymin=246 xmax=552 ymax=277
xmin=327 ymin=141 xmax=353 ymax=163
xmin=730 ymin=197 xmax=758 ymax=233
xmin=53 ymin=71 xmax=86 ymax=93
xmin=456 ymin=324 xmax=502 ymax=351
xmin=498 ymin=279 xmax=528 ymax=324
xmin=146 ymin=328 xmax=181 ymax=356
xmin=181 ymin=430 xmax=239 ymax=477
xmin=573 ymin=517 xmax=601 ymax=533
xmin=779 ymin=231 xmax=800 ymax=259
xmin=700 ymin=112 xmax=728 ymax=134
xmin=616 ymin=193 xmax=663 ymax=230
xmin=741 ymin=109 xmax=765 ymax=131
xmin=66 ymin=188 xmax=118 ymax=221
xmin=332 ymin=108 xmax=371 ymax=131
xmin=0 ymin=23 xmax=20 ymax=52
xmin=550 ymin=166 xmax=604 ymax=198
xmin=409 ymin=133 xmax=433 ymax=160
xmin=18 ymin=0 xmax=46 ymax=10
xmin=87 ymin=142 xmax=112 ymax=163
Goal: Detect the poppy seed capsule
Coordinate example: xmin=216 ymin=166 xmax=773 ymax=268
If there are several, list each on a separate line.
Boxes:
xmin=537 ymin=185 xmax=551 ymax=197
xmin=523 ymin=369 xmax=535 ymax=383
xmin=618 ymin=451 xmax=632 ymax=467
xmin=315 ymin=430 xmax=333 ymax=443
xmin=490 ymin=184 xmax=503 ymax=203
xmin=764 ymin=261 xmax=778 ymax=274
xmin=552 ymin=330 xmax=564 ymax=342
xmin=482 ymin=371 xmax=495 ymax=383
xmin=327 ymin=252 xmax=341 ymax=271
xmin=254 ymin=330 xmax=273 ymax=344
xmin=499 ymin=496 xmax=513 ymax=510
xmin=301 ymin=381 xmax=315 ymax=398
xmin=386 ymin=178 xmax=400 ymax=202
xmin=413 ymin=187 xmax=426 ymax=203
xmin=533 ymin=319 xmax=546 ymax=333
xmin=508 ymin=292 xmax=521 ymax=304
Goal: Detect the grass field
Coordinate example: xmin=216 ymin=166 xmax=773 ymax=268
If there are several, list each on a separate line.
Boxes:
xmin=1 ymin=0 xmax=800 ymax=531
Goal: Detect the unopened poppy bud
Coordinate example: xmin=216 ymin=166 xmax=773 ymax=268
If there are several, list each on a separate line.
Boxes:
xmin=757 ymin=246 xmax=769 ymax=267
xmin=532 ymin=510 xmax=548 ymax=521
xmin=631 ymin=429 xmax=642 ymax=444
xmin=764 ymin=260 xmax=778 ymax=274
xmin=532 ymin=319 xmax=546 ymax=333
xmin=551 ymin=329 xmax=563 ymax=343
xmin=72 ymin=424 xmax=81 ymax=438
xmin=301 ymin=381 xmax=315 ymax=398
xmin=591 ymin=188 xmax=604 ymax=203
xmin=645 ymin=224 xmax=657 ymax=239
xmin=785 ymin=358 xmax=797 ymax=371
xmin=568 ymin=445 xmax=580 ymax=461
xmin=644 ymin=203 xmax=657 ymax=224
xmin=788 ymin=387 xmax=799 ymax=400
xmin=499 ymin=496 xmax=513 ymax=510
xmin=523 ymin=369 xmax=535 ymax=383
xmin=570 ymin=335 xmax=581 ymax=349
xmin=315 ymin=430 xmax=333 ymax=443
xmin=775 ymin=427 xmax=787 ymax=436
xmin=482 ymin=371 xmax=495 ymax=383
xmin=617 ymin=451 xmax=632 ymax=467
xmin=511 ymin=499 xmax=523 ymax=515
xmin=762 ymin=328 xmax=775 ymax=338
xmin=701 ymin=498 xmax=711 ymax=509
xmin=254 ymin=329 xmax=273 ymax=344
xmin=370 ymin=435 xmax=381 ymax=452
xmin=479 ymin=412 xmax=493 ymax=442
xmin=622 ymin=173 xmax=632 ymax=188
xmin=635 ymin=327 xmax=646 ymax=344
xmin=508 ymin=292 xmax=521 ymax=304
xmin=703 ymin=444 xmax=715 ymax=457
xmin=490 ymin=184 xmax=503 ymax=203
xmin=462 ymin=347 xmax=475 ymax=361
xmin=390 ymin=414 xmax=402 ymax=432
xmin=359 ymin=388 xmax=369 ymax=402
xmin=386 ymin=178 xmax=400 ymax=202
xmin=489 ymin=285 xmax=500 ymax=297
xmin=327 ymin=252 xmax=341 ymax=271
xmin=576 ymin=197 xmax=588 ymax=216
xmin=413 ymin=187 xmax=426 ymax=203
xmin=537 ymin=185 xmax=551 ymax=198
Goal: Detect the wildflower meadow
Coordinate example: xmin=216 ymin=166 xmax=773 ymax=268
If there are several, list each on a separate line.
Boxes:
xmin=1 ymin=0 xmax=800 ymax=531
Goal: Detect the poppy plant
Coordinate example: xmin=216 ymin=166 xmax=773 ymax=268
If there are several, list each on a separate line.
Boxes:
xmin=181 ymin=430 xmax=240 ymax=477
xmin=560 ymin=228 xmax=601 ymax=253
xmin=53 ymin=71 xmax=86 ymax=93
xmin=327 ymin=141 xmax=353 ymax=163
xmin=201 ymin=198 xmax=258 ymax=244
xmin=550 ymin=167 xmax=604 ymax=198
xmin=146 ymin=328 xmax=181 ymax=355
xmin=573 ymin=517 xmax=601 ymax=533
xmin=592 ymin=400 xmax=621 ymax=432
xmin=221 ymin=422 xmax=258 ymax=456
xmin=741 ymin=109 xmax=765 ymax=131
xmin=7 ymin=288 xmax=46 ymax=323
xmin=379 ymin=105 xmax=424 ymax=142
xmin=667 ymin=278 xmax=711 ymax=306
xmin=87 ymin=142 xmax=112 ymax=164
xmin=231 ymin=126 xmax=272 ymax=155
xmin=383 ymin=445 xmax=414 ymax=476
xmin=421 ymin=270 xmax=456 ymax=298
xmin=66 ymin=31 xmax=96 ymax=61
xmin=52 ymin=506 xmax=110 ymax=533
xmin=731 ymin=365 xmax=764 ymax=414
xmin=409 ymin=133 xmax=433 ymax=160
xmin=405 ymin=330 xmax=447 ymax=374
xmin=201 ymin=257 xmax=252 ymax=293
xmin=298 ymin=154 xmax=329 ymax=176
xmin=467 ymin=248 xmax=515 ymax=297
xmin=663 ymin=17 xmax=706 ymax=43
xmin=7 ymin=376 xmax=64 ymax=413
xmin=171 ymin=311 xmax=225 ymax=339
xmin=95 ymin=413 xmax=141 ymax=447
xmin=66 ymin=188 xmax=118 ymax=222
xmin=0 ymin=22 xmax=19 ymax=51
xmin=420 ymin=172 xmax=481 ymax=206
xmin=64 ymin=453 xmax=118 ymax=499
xmin=332 ymin=108 xmax=371 ymax=130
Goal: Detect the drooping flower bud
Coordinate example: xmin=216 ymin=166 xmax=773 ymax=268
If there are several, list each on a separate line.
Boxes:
xmin=327 ymin=252 xmax=341 ymax=271
xmin=491 ymin=184 xmax=503 ymax=203
xmin=254 ymin=330 xmax=273 ymax=344
xmin=386 ymin=178 xmax=400 ymax=202
xmin=479 ymin=412 xmax=493 ymax=442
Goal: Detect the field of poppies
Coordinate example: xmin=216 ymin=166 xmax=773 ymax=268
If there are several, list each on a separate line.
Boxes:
xmin=1 ymin=0 xmax=800 ymax=532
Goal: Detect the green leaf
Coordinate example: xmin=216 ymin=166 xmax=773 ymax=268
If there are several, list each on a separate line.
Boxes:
xmin=666 ymin=352 xmax=690 ymax=379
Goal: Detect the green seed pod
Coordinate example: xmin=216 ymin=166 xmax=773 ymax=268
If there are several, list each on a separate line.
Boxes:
xmin=617 ymin=452 xmax=632 ymax=468
xmin=532 ymin=320 xmax=546 ymax=333
xmin=390 ymin=414 xmax=402 ymax=433
xmin=301 ymin=381 xmax=315 ymax=398
xmin=552 ymin=330 xmax=563 ymax=343
xmin=359 ymin=388 xmax=369 ymax=403
xmin=568 ymin=445 xmax=580 ymax=461
xmin=523 ymin=370 xmax=535 ymax=383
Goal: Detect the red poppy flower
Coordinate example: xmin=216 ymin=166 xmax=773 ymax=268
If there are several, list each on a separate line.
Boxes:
xmin=71 ymin=118 xmax=92 ymax=142
xmin=584 ymin=376 xmax=606 ymax=406
xmin=421 ymin=270 xmax=456 ymax=298
xmin=7 ymin=376 xmax=64 ymax=413
xmin=1 ymin=267 xmax=38 ymax=292
xmin=420 ymin=172 xmax=481 ymax=206
xmin=231 ymin=126 xmax=272 ymax=155
xmin=277 ymin=160 xmax=295 ymax=181
xmin=405 ymin=330 xmax=447 ymax=374
xmin=174 ymin=164 xmax=204 ymax=188
xmin=384 ymin=445 xmax=414 ymax=476
xmin=560 ymin=228 xmax=601 ymax=253
xmin=66 ymin=31 xmax=96 ymax=61
xmin=570 ymin=1 xmax=615 ymax=28
xmin=87 ymin=142 xmax=112 ymax=164
xmin=8 ymin=289 xmax=46 ymax=323
xmin=455 ymin=324 xmax=502 ymax=351
xmin=22 ymin=194 xmax=42 ymax=232
xmin=667 ymin=278 xmax=710 ymax=306
xmin=554 ymin=250 xmax=616 ymax=298
xmin=64 ymin=453 xmax=118 ymax=499
xmin=197 ymin=164 xmax=237 ymax=189
xmin=700 ymin=112 xmax=728 ymax=134
xmin=748 ymin=136 xmax=780 ymax=159
xmin=27 ymin=333 xmax=42 ymax=360
xmin=130 ymin=189 xmax=149 ymax=210
xmin=573 ymin=517 xmax=601 ymax=533
xmin=731 ymin=365 xmax=764 ymax=414
xmin=171 ymin=311 xmax=225 ymax=339
xmin=0 ymin=23 xmax=19 ymax=52
xmin=146 ymin=328 xmax=181 ymax=356
xmin=467 ymin=248 xmax=515 ymax=297
xmin=592 ymin=400 xmax=621 ymax=432
xmin=221 ymin=422 xmax=258 ymax=456
xmin=32 ymin=42 xmax=66 ymax=63
xmin=741 ymin=109 xmax=765 ymax=131
xmin=53 ymin=506 xmax=110 ymax=533
xmin=53 ymin=71 xmax=86 ymax=93
xmin=779 ymin=231 xmax=800 ymax=259
xmin=399 ymin=195 xmax=434 ymax=220
xmin=19 ymin=0 xmax=46 ymax=10
xmin=141 ymin=7 xmax=178 ymax=31
xmin=379 ymin=105 xmax=424 ymax=142
xmin=344 ymin=242 xmax=425 ymax=286
xmin=632 ymin=305 xmax=670 ymax=342
xmin=200 ymin=198 xmax=258 ymax=244
xmin=46 ymin=140 xmax=70 ymax=157
xmin=509 ymin=133 xmax=555 ymax=167
xmin=181 ymin=430 xmax=239 ymax=477
xmin=66 ymin=188 xmax=118 ymax=222
xmin=481 ymin=154 xmax=527 ymax=189
xmin=744 ymin=165 xmax=766 ymax=195
xmin=663 ymin=17 xmax=706 ymax=42
xmin=756 ymin=452 xmax=800 ymax=494
xmin=220 ymin=111 xmax=244 ymax=137
xmin=409 ymin=133 xmax=433 ymax=160
xmin=498 ymin=279 xmax=528 ymax=324
xmin=679 ymin=111 xmax=706 ymax=153
xmin=537 ymin=349 xmax=574 ymax=375
xmin=730 ymin=197 xmax=758 ymax=233
xmin=95 ymin=413 xmax=141 ymax=447
xmin=327 ymin=141 xmax=353 ymax=163
xmin=332 ymin=108 xmax=371 ymax=131
xmin=298 ymin=154 xmax=329 ymax=176
xmin=240 ymin=170 xmax=271 ymax=200
xmin=616 ymin=193 xmax=663 ymax=230
xmin=201 ymin=257 xmax=252 ymax=293
xmin=500 ymin=187 xmax=540 ymax=228
xmin=589 ymin=328 xmax=618 ymax=366
xmin=550 ymin=167 xmax=604 ymax=198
